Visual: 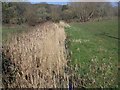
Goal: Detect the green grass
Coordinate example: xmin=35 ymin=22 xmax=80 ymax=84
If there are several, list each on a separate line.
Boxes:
xmin=1 ymin=24 xmax=29 ymax=43
xmin=65 ymin=19 xmax=118 ymax=88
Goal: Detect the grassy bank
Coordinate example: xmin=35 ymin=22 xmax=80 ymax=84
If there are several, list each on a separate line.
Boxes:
xmin=65 ymin=20 xmax=118 ymax=88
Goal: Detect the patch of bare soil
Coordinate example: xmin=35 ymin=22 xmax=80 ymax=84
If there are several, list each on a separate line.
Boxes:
xmin=2 ymin=22 xmax=71 ymax=88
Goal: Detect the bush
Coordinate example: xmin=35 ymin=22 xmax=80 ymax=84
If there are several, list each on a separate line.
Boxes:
xmin=27 ymin=16 xmax=37 ymax=26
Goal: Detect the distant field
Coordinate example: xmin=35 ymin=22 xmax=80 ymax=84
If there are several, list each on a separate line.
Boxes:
xmin=1 ymin=25 xmax=29 ymax=43
xmin=65 ymin=20 xmax=118 ymax=88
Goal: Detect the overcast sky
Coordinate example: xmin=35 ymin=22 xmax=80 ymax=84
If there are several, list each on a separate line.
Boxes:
xmin=30 ymin=1 xmax=69 ymax=5
xmin=28 ymin=0 xmax=119 ymax=3
xmin=1 ymin=0 xmax=119 ymax=2
xmin=28 ymin=0 xmax=118 ymax=6
xmin=28 ymin=0 xmax=119 ymax=5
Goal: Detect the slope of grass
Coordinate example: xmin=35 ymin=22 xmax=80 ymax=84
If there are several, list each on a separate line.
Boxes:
xmin=65 ymin=20 xmax=118 ymax=88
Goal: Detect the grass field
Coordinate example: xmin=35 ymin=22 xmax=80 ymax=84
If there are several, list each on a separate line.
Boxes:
xmin=65 ymin=20 xmax=118 ymax=88
xmin=1 ymin=25 xmax=29 ymax=43
xmin=1 ymin=20 xmax=118 ymax=88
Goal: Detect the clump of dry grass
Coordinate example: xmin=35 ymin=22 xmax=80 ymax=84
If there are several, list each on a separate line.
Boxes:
xmin=2 ymin=22 xmax=79 ymax=88
xmin=59 ymin=21 xmax=70 ymax=28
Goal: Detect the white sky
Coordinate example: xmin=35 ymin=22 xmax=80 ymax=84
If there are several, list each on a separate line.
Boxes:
xmin=1 ymin=0 xmax=119 ymax=2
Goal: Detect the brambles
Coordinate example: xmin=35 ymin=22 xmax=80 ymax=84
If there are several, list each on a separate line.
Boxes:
xmin=2 ymin=52 xmax=18 ymax=87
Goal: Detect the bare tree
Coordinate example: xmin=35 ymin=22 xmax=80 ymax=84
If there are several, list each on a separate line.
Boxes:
xmin=50 ymin=5 xmax=62 ymax=22
xmin=69 ymin=2 xmax=97 ymax=22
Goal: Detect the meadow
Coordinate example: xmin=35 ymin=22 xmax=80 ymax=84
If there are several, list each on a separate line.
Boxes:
xmin=1 ymin=1 xmax=119 ymax=88
xmin=1 ymin=24 xmax=29 ymax=43
xmin=65 ymin=19 xmax=118 ymax=88
xmin=1 ymin=19 xmax=119 ymax=88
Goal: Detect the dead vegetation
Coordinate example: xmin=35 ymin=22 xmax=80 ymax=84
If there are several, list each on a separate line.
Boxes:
xmin=2 ymin=21 xmax=79 ymax=88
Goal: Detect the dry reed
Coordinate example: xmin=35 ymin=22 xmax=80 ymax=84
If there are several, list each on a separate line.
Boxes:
xmin=2 ymin=22 xmax=75 ymax=88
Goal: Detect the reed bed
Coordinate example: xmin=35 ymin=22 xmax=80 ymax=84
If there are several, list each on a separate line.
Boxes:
xmin=2 ymin=22 xmax=76 ymax=88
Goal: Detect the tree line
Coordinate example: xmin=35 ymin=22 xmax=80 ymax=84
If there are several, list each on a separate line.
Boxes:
xmin=2 ymin=2 xmax=118 ymax=26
